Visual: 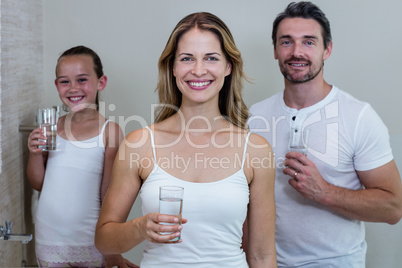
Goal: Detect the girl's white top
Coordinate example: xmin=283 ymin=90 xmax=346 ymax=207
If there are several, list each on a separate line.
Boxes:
xmin=35 ymin=120 xmax=109 ymax=263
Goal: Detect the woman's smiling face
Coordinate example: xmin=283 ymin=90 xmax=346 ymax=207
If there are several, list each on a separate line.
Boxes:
xmin=173 ymin=28 xmax=231 ymax=106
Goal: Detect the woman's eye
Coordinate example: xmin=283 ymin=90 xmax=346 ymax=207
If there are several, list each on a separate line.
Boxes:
xmin=206 ymin=57 xmax=218 ymax=61
xmin=180 ymin=57 xmax=192 ymax=62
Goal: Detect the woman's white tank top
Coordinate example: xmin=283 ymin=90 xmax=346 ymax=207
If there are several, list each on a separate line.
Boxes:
xmin=140 ymin=126 xmax=250 ymax=267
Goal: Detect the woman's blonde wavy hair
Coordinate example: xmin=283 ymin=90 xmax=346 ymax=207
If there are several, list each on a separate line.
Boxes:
xmin=155 ymin=12 xmax=249 ymax=129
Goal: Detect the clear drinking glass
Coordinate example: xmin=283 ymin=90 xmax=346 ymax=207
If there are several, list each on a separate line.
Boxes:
xmin=159 ymin=185 xmax=184 ymax=241
xmin=37 ymin=108 xmax=57 ymax=151
xmin=289 ymin=127 xmax=308 ymax=155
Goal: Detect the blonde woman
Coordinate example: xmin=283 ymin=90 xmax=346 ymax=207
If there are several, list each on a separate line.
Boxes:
xmin=95 ymin=12 xmax=277 ymax=268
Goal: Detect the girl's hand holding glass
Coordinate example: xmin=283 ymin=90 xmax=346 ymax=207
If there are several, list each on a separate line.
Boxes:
xmin=28 ymin=128 xmax=48 ymax=155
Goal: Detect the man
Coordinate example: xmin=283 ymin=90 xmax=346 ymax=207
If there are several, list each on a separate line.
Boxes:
xmin=248 ymin=1 xmax=402 ymax=267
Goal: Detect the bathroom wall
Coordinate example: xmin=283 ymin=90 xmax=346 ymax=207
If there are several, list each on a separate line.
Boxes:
xmin=0 ymin=0 xmax=43 ymax=267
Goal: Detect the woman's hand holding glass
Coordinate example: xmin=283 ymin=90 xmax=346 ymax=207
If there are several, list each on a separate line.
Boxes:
xmin=137 ymin=213 xmax=187 ymax=243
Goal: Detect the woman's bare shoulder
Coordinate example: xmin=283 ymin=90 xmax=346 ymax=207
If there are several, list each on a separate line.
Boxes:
xmin=124 ymin=127 xmax=152 ymax=149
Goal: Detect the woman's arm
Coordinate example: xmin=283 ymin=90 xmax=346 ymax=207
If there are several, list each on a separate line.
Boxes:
xmin=100 ymin=121 xmax=139 ymax=267
xmin=246 ymin=133 xmax=277 ymax=267
xmin=95 ymin=128 xmax=184 ymax=254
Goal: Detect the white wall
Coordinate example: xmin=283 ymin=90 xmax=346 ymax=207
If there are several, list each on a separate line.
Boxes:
xmin=43 ymin=0 xmax=402 ymax=267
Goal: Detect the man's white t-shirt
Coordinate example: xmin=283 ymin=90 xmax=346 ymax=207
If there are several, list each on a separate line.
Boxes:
xmin=249 ymin=86 xmax=393 ymax=267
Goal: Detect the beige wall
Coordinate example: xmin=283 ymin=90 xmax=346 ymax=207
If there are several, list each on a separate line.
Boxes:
xmin=0 ymin=0 xmax=43 ymax=266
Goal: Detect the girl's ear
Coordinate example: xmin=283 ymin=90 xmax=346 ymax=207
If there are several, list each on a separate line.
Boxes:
xmin=98 ymin=75 xmax=108 ymax=91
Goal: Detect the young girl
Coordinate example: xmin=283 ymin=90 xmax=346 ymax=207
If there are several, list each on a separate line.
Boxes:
xmin=27 ymin=46 xmax=135 ymax=267
xmin=95 ymin=13 xmax=277 ymax=267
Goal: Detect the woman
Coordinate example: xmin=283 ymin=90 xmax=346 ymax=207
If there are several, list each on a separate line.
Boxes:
xmin=95 ymin=12 xmax=277 ymax=267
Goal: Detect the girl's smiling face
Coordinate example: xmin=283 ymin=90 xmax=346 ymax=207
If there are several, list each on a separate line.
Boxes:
xmin=55 ymin=55 xmax=106 ymax=112
xmin=173 ymin=28 xmax=231 ymax=107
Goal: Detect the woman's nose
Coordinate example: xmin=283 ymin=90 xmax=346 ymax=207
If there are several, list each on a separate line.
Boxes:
xmin=191 ymin=61 xmax=207 ymax=76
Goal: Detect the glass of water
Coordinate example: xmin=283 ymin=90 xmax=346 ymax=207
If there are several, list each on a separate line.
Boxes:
xmin=289 ymin=127 xmax=308 ymax=155
xmin=159 ymin=185 xmax=184 ymax=241
xmin=37 ymin=108 xmax=57 ymax=151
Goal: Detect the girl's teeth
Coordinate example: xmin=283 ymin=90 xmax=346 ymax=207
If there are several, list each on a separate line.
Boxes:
xmin=189 ymin=81 xmax=211 ymax=87
xmin=69 ymin=97 xmax=82 ymax=101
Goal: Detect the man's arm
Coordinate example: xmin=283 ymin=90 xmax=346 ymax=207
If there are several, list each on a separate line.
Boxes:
xmin=285 ymin=154 xmax=402 ymax=224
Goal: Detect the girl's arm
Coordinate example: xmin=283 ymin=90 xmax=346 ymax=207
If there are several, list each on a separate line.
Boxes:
xmin=26 ymin=128 xmax=48 ymax=191
xmin=246 ymin=133 xmax=277 ymax=268
xmin=101 ymin=121 xmax=124 ymax=201
xmin=95 ymin=128 xmax=184 ymax=254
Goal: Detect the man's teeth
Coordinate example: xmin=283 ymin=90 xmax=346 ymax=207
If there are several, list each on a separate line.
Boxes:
xmin=291 ymin=63 xmax=308 ymax=66
xmin=189 ymin=81 xmax=211 ymax=87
